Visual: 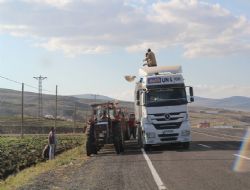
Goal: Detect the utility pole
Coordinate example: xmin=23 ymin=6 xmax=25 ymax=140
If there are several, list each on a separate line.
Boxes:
xmin=94 ymin=94 xmax=98 ymax=104
xmin=85 ymin=110 xmax=88 ymax=124
xmin=73 ymin=103 xmax=77 ymax=133
xmin=33 ymin=75 xmax=47 ymax=132
xmin=54 ymin=85 xmax=58 ymax=128
xmin=21 ymin=83 xmax=24 ymax=138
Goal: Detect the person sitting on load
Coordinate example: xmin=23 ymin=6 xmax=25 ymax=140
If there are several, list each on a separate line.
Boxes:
xmin=143 ymin=48 xmax=157 ymax=67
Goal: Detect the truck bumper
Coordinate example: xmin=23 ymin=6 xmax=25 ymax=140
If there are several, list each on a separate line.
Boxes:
xmin=144 ymin=135 xmax=191 ymax=145
xmin=142 ymin=124 xmax=191 ymax=145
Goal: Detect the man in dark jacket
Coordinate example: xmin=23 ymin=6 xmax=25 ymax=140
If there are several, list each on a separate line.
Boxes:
xmin=48 ymin=127 xmax=56 ymax=160
xmin=112 ymin=111 xmax=124 ymax=154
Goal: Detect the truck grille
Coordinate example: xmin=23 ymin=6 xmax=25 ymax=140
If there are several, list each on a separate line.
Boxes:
xmin=152 ymin=112 xmax=183 ymax=117
xmin=149 ymin=112 xmax=186 ymax=122
xmin=153 ymin=122 xmax=182 ymax=129
xmin=156 ymin=118 xmax=182 ymax=122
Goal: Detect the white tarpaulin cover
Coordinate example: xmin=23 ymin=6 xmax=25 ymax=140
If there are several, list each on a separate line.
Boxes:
xmin=139 ymin=65 xmax=182 ymax=76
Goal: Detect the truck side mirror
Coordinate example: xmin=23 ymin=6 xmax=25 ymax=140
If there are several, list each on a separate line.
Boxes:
xmin=190 ymin=97 xmax=194 ymax=102
xmin=136 ymin=100 xmax=140 ymax=106
xmin=189 ymin=87 xmax=194 ymax=102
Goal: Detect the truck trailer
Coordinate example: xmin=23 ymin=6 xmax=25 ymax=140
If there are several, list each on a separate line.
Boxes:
xmin=135 ymin=66 xmax=194 ymax=150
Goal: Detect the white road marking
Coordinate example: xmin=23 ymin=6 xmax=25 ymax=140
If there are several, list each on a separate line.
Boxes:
xmin=141 ymin=148 xmax=168 ymax=190
xmin=233 ymin=154 xmax=250 ymax=160
xmin=198 ymin=144 xmax=211 ymax=148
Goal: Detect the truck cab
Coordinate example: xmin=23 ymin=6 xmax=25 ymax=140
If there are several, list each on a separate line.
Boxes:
xmin=135 ymin=66 xmax=194 ymax=150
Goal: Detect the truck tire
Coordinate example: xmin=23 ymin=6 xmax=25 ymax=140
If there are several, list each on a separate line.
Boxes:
xmin=114 ymin=138 xmax=121 ymax=154
xmin=137 ymin=126 xmax=142 ymax=147
xmin=86 ymin=141 xmax=91 ymax=156
xmin=120 ymin=140 xmax=124 ymax=153
xmin=126 ymin=125 xmax=130 ymax=140
xmin=182 ymin=142 xmax=190 ymax=149
xmin=143 ymin=144 xmax=151 ymax=151
xmin=126 ymin=129 xmax=130 ymax=140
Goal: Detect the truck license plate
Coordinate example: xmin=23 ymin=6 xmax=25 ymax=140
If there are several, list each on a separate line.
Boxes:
xmin=163 ymin=129 xmax=174 ymax=134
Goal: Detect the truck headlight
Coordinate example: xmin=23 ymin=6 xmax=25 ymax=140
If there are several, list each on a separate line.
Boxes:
xmin=143 ymin=117 xmax=151 ymax=124
xmin=147 ymin=115 xmax=152 ymax=123
xmin=146 ymin=132 xmax=156 ymax=138
xmin=181 ymin=130 xmax=190 ymax=136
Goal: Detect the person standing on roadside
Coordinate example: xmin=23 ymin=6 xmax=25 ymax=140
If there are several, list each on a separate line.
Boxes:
xmin=112 ymin=110 xmax=124 ymax=154
xmin=86 ymin=117 xmax=97 ymax=156
xmin=48 ymin=127 xmax=56 ymax=160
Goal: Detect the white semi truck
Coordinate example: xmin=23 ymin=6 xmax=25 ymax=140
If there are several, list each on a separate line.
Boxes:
xmin=135 ymin=66 xmax=194 ymax=150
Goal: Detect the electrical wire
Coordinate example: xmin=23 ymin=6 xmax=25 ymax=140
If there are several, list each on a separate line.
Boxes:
xmin=0 ymin=75 xmax=22 ymax=85
xmin=0 ymin=74 xmax=54 ymax=94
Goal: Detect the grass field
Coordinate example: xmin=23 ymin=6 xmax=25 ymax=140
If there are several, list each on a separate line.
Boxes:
xmin=0 ymin=144 xmax=87 ymax=190
xmin=0 ymin=116 xmax=86 ymax=128
xmin=0 ymin=134 xmax=85 ymax=180
xmin=189 ymin=106 xmax=250 ymax=128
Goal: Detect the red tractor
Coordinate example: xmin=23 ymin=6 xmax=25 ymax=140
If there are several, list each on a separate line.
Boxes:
xmin=86 ymin=102 xmax=128 ymax=155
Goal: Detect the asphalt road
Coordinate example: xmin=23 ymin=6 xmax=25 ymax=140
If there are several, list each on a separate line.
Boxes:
xmin=83 ymin=128 xmax=250 ymax=190
xmin=20 ymin=128 xmax=250 ymax=190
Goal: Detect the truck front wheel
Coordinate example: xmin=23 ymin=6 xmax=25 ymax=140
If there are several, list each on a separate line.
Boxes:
xmin=143 ymin=144 xmax=151 ymax=151
xmin=86 ymin=141 xmax=91 ymax=156
xmin=182 ymin=142 xmax=190 ymax=149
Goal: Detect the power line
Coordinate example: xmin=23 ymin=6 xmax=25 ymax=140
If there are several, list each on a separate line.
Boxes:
xmin=0 ymin=75 xmax=22 ymax=85
xmin=0 ymin=74 xmax=53 ymax=93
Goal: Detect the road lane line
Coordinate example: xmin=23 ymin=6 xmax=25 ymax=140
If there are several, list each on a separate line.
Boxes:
xmin=141 ymin=148 xmax=168 ymax=190
xmin=233 ymin=154 xmax=250 ymax=160
xmin=198 ymin=144 xmax=211 ymax=148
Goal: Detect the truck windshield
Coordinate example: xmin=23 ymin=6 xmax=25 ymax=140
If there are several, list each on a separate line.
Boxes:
xmin=146 ymin=87 xmax=187 ymax=106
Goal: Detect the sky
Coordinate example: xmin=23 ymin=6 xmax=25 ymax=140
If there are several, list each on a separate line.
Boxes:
xmin=0 ymin=0 xmax=250 ymax=101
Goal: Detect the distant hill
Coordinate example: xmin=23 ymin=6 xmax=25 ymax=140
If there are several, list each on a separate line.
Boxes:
xmin=73 ymin=94 xmax=114 ymax=101
xmin=0 ymin=88 xmax=91 ymax=119
xmin=0 ymin=88 xmax=133 ymax=119
xmin=192 ymin=96 xmax=250 ymax=112
xmin=1 ymin=88 xmax=250 ymax=119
